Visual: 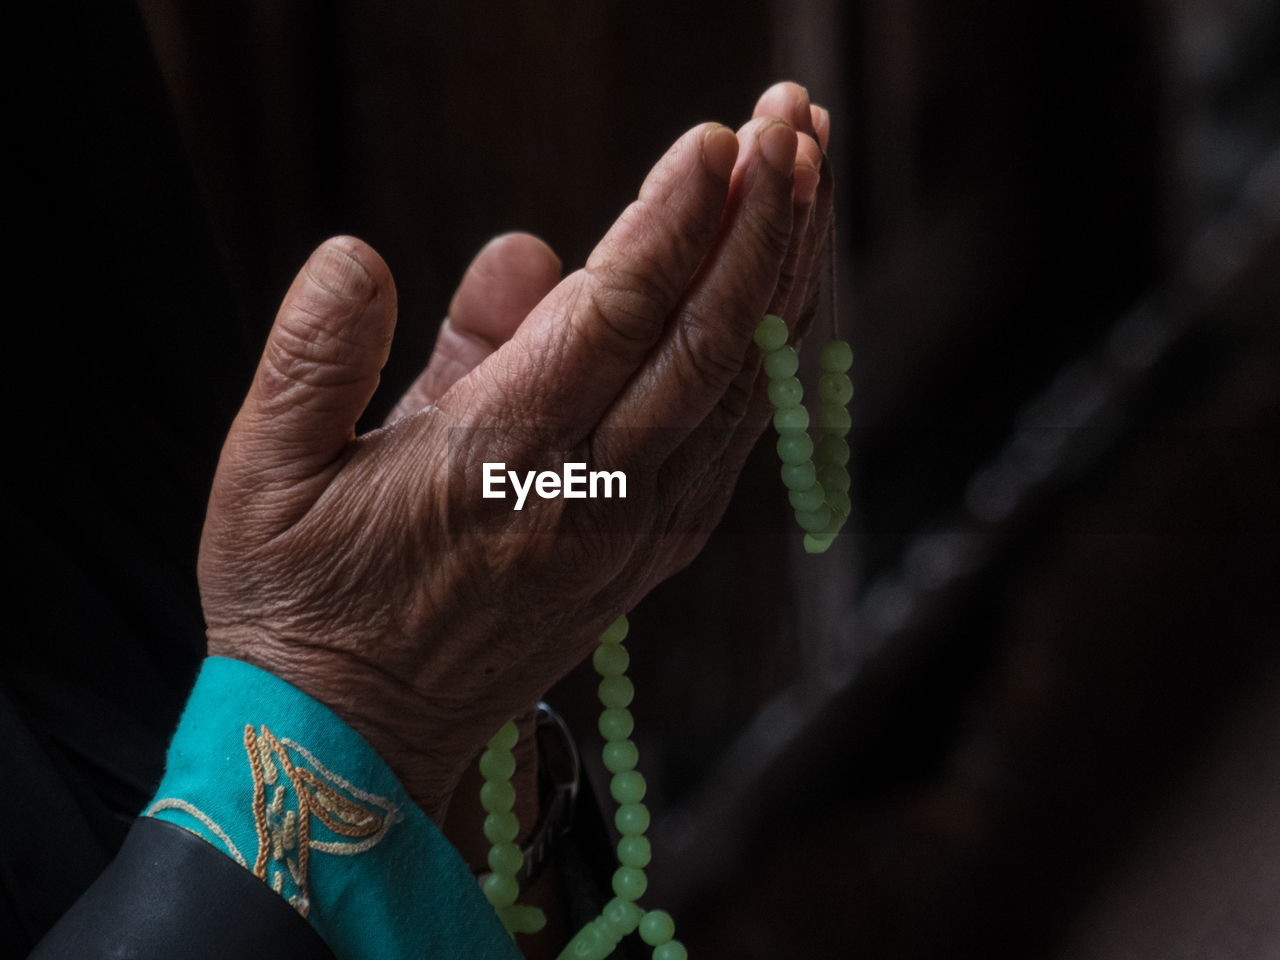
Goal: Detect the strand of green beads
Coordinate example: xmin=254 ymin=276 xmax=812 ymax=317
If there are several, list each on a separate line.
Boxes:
xmin=755 ymin=314 xmax=854 ymax=555
xmin=480 ymin=720 xmax=547 ymax=937
xmin=555 ymin=615 xmax=687 ymax=960
xmin=805 ymin=340 xmax=854 ymax=554
xmin=639 ymin=910 xmax=685 ymax=960
xmin=755 ymin=315 xmax=828 ymax=539
xmin=486 ymin=315 xmax=851 ymax=954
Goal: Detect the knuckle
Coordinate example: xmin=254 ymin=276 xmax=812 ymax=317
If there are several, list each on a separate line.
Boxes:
xmin=581 ymin=258 xmax=676 ymax=349
xmin=741 ymin=199 xmax=794 ymax=268
xmin=675 ymin=310 xmax=746 ymax=394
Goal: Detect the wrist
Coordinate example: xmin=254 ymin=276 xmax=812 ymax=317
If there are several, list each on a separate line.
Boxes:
xmin=204 ymin=635 xmax=479 ymax=823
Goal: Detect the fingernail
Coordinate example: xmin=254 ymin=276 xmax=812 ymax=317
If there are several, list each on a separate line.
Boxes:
xmin=796 ymin=85 xmax=812 ymax=126
xmin=307 ymin=238 xmax=378 ymax=303
xmin=795 ymin=162 xmax=819 ymax=204
xmin=813 ymin=105 xmax=831 ymax=145
xmin=702 ymin=125 xmax=739 ymax=182
xmin=759 ymin=121 xmax=797 ymax=172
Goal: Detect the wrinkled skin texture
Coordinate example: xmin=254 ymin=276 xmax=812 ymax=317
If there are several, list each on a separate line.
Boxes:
xmin=198 ymin=83 xmax=834 ymax=829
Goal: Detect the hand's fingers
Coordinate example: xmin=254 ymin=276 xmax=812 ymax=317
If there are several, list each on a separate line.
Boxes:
xmin=754 ymin=82 xmax=815 ymax=139
xmin=216 ymin=236 xmax=397 ymax=507
xmin=387 ymin=233 xmax=561 ymax=423
xmin=754 ymin=82 xmax=822 ymax=208
xmin=593 ymin=117 xmax=797 ymax=460
xmin=443 ymin=123 xmax=740 ymax=444
xmin=692 ymin=127 xmax=825 ymax=424
xmin=601 ymin=94 xmax=823 ymax=579
xmin=772 ymin=131 xmax=824 ymax=320
xmin=717 ymin=147 xmax=837 ymax=489
xmin=665 ymin=109 xmax=835 ymax=511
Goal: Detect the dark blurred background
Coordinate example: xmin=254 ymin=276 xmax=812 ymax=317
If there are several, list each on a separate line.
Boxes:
xmin=9 ymin=1 xmax=1278 ymax=957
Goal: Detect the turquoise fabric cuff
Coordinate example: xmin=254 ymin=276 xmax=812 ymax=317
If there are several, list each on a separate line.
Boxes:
xmin=144 ymin=656 xmax=520 ymax=960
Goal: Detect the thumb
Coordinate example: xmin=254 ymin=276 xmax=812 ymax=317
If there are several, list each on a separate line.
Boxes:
xmin=220 ymin=235 xmax=398 ymax=499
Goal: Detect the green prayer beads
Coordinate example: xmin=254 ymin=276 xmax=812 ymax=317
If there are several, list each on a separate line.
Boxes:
xmin=602 ymin=739 xmax=639 ymax=772
xmin=617 ymin=835 xmax=651 ymax=867
xmin=818 ymin=371 xmax=854 ymax=406
xmin=753 ymin=312 xmax=789 ymax=351
xmin=780 ymin=460 xmax=817 ymax=490
xmin=480 ymin=779 xmax=515 ymax=813
xmin=484 ymin=811 xmax=518 ymax=843
xmin=598 ymin=707 xmax=634 ymax=741
xmin=639 ymin=910 xmax=676 ymax=947
xmin=819 ymin=339 xmax=853 ymax=372
xmin=763 ymin=345 xmax=799 ymax=379
xmin=479 ymin=720 xmax=547 ymax=935
xmin=815 ymin=435 xmax=850 ymax=465
xmin=788 ymin=483 xmax=825 ymax=512
xmin=478 ymin=313 xmax=851 ymax=956
xmin=615 ymin=802 xmax=650 ymax=836
xmin=767 ymin=376 xmax=803 ymax=408
xmin=598 ymin=674 xmax=635 ymax=708
xmin=603 ymin=897 xmax=642 ymax=936
xmin=592 ymin=642 xmax=629 ymax=676
xmin=479 ymin=749 xmax=515 ymax=782
xmin=484 ymin=615 xmax=685 ymax=960
xmin=484 ymin=872 xmax=518 ymax=908
xmin=584 ymin=615 xmax=683 ymax=958
xmin=756 ymin=314 xmax=853 ymax=553
xmin=776 ymin=432 xmax=814 ymax=464
xmin=795 ymin=504 xmax=832 ymax=534
xmin=612 ymin=866 xmax=648 ymax=901
xmin=488 ymin=841 xmax=523 ymax=876
xmin=772 ymin=405 xmax=810 ymax=433
xmin=815 ymin=404 xmax=852 ymax=434
xmin=610 ymin=770 xmax=647 ymax=804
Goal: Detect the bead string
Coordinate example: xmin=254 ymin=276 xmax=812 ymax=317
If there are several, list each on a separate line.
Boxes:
xmin=479 ymin=720 xmax=549 ymax=936
xmin=755 ymin=313 xmax=853 ymax=554
xmin=481 ymin=316 xmax=853 ymax=957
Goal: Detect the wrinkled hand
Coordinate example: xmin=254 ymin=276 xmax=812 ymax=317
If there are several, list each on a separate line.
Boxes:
xmin=198 ymin=82 xmax=833 ymax=824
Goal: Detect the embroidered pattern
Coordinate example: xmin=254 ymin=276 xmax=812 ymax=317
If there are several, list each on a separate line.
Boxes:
xmin=148 ymin=724 xmax=401 ymax=918
xmin=244 ymin=724 xmax=400 ymax=915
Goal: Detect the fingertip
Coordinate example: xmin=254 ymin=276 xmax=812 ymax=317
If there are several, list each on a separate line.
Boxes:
xmin=755 ymin=81 xmax=812 ymax=131
xmin=474 ymin=232 xmax=562 ymax=287
xmin=758 ymin=119 xmax=798 ymax=173
xmin=304 ymin=235 xmax=393 ymax=305
xmin=701 ymin=124 xmax=739 ymax=183
xmin=449 ymin=232 xmax=562 ymax=345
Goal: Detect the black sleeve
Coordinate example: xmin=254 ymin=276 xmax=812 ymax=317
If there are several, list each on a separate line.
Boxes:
xmin=30 ymin=818 xmax=335 ymax=960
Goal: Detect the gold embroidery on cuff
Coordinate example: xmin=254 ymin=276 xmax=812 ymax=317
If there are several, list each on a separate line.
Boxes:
xmin=244 ymin=724 xmax=399 ymax=917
